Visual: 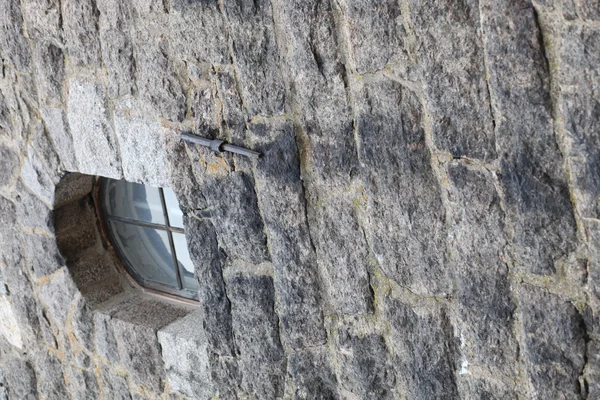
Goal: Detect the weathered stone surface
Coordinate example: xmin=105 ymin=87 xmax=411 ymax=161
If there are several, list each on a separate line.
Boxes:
xmin=20 ymin=0 xmax=62 ymax=41
xmin=289 ymin=348 xmax=338 ymax=400
xmin=94 ymin=312 xmax=120 ymax=364
xmin=335 ymin=331 xmax=395 ymax=399
xmin=71 ymin=294 xmax=95 ymax=351
xmin=1 ymin=355 xmax=37 ymax=400
xmin=0 ymin=0 xmax=31 ymax=70
xmin=99 ymin=365 xmax=131 ymax=400
xmin=0 ymin=295 xmax=24 ymax=348
xmin=21 ymin=145 xmax=55 ymax=206
xmin=109 ymin=297 xmax=190 ymax=392
xmin=40 ymin=108 xmax=78 ymax=172
xmin=222 ymin=0 xmax=285 ymax=116
xmin=169 ymin=0 xmax=229 ymax=65
xmin=157 ymin=311 xmax=215 ymax=398
xmin=446 ymin=163 xmax=518 ymax=372
xmin=37 ymin=267 xmax=78 ymax=327
xmin=132 ymin=20 xmax=186 ymax=122
xmin=113 ymin=112 xmax=170 ymax=186
xmin=64 ymin=364 xmax=100 ymax=400
xmin=226 ymin=273 xmax=286 ymax=399
xmin=31 ymin=41 xmax=65 ymax=105
xmin=97 ymin=0 xmax=136 ymax=98
xmin=408 ymin=0 xmax=495 ymax=160
xmin=36 ymin=351 xmax=68 ymax=400
xmin=67 ymin=80 xmax=122 ymax=179
xmin=0 ymin=146 xmax=19 ymax=188
xmin=215 ymin=68 xmax=246 ymax=141
xmin=29 ymin=121 xmax=63 ymax=181
xmin=481 ymin=0 xmax=577 ymax=275
xmin=339 ymin=0 xmax=409 ymax=74
xmin=519 ymin=285 xmax=586 ymax=398
xmin=196 ymin=170 xmax=269 ymax=264
xmin=385 ymin=299 xmax=459 ymax=399
xmin=355 ymin=78 xmax=446 ymax=295
xmin=249 ymin=121 xmax=326 ymax=348
xmin=14 ymin=181 xmax=53 ymax=234
xmin=61 ymin=0 xmax=102 ymax=66
xmin=24 ymin=233 xmax=64 ymax=278
xmin=184 ymin=215 xmax=235 ymax=355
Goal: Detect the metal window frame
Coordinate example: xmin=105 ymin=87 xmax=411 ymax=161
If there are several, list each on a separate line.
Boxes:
xmin=97 ymin=178 xmax=199 ymax=301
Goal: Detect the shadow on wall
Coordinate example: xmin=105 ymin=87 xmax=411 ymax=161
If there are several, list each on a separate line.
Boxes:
xmin=53 ymin=173 xmax=125 ymax=306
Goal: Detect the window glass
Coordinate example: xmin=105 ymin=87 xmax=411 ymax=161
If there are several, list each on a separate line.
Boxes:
xmin=108 ymin=221 xmax=178 ymax=287
xmin=101 ymin=178 xmax=198 ymax=300
xmin=163 ymin=187 xmax=184 ymax=229
xmin=173 ymin=233 xmax=198 ymax=291
xmin=103 ymin=180 xmax=165 ymax=224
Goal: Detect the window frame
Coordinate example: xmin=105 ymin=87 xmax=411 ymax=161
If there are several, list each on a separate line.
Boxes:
xmin=95 ymin=177 xmax=199 ymax=302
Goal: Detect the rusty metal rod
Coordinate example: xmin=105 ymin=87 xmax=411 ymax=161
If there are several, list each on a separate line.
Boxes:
xmin=180 ymin=132 xmax=262 ymax=158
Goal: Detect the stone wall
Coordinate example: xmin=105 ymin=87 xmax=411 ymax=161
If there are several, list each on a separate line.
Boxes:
xmin=0 ymin=0 xmax=599 ymax=398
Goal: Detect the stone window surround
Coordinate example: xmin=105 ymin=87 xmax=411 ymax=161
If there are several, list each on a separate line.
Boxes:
xmin=52 ymin=171 xmax=209 ymax=396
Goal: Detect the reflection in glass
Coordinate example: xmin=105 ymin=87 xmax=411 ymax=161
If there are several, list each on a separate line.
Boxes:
xmin=108 ymin=221 xmax=178 ymax=287
xmin=104 ymin=180 xmax=165 ymax=224
xmin=163 ymin=188 xmax=184 ymax=228
xmin=173 ymin=233 xmax=198 ymax=291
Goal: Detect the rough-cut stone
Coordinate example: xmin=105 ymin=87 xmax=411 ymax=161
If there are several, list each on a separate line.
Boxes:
xmin=339 ymin=0 xmax=410 ymax=74
xmin=61 ymin=0 xmax=102 ymax=66
xmin=132 ymin=20 xmax=186 ymax=122
xmin=195 ymin=169 xmax=269 ymax=264
xmin=222 ymin=0 xmax=285 ymax=116
xmin=335 ymin=331 xmax=396 ymax=399
xmin=21 ymin=145 xmax=56 ymax=206
xmin=215 ymin=68 xmax=247 ymax=141
xmin=24 ymin=233 xmax=64 ymax=278
xmin=20 ymin=0 xmax=62 ymax=41
xmin=519 ymin=285 xmax=586 ymax=398
xmin=184 ymin=215 xmax=235 ymax=355
xmin=94 ymin=312 xmax=120 ymax=364
xmin=37 ymin=267 xmax=78 ymax=327
xmin=97 ymin=0 xmax=136 ymax=98
xmin=157 ymin=311 xmax=215 ymax=398
xmin=53 ymin=173 xmax=93 ymax=208
xmin=31 ymin=41 xmax=64 ymax=106
xmin=40 ymin=108 xmax=78 ymax=172
xmin=408 ymin=0 xmax=495 ymax=160
xmin=0 ymin=295 xmax=24 ymax=348
xmin=385 ymin=299 xmax=459 ymax=399
xmin=29 ymin=121 xmax=63 ymax=182
xmin=67 ymin=80 xmax=122 ymax=179
xmin=64 ymin=364 xmax=100 ymax=400
xmin=226 ymin=273 xmax=286 ymax=399
xmin=355 ymin=78 xmax=446 ymax=295
xmin=99 ymin=365 xmax=131 ymax=400
xmin=14 ymin=181 xmax=53 ymax=234
xmin=249 ymin=121 xmax=326 ymax=349
xmin=446 ymin=163 xmax=518 ymax=372
xmin=36 ymin=352 xmax=68 ymax=400
xmin=289 ymin=348 xmax=339 ymax=400
xmin=114 ymin=112 xmax=170 ymax=187
xmin=54 ymin=196 xmax=101 ymax=261
xmin=169 ymin=0 xmax=229 ymax=65
xmin=1 ymin=355 xmax=37 ymax=400
xmin=0 ymin=146 xmax=19 ymax=188
xmin=481 ymin=0 xmax=577 ymax=275
xmin=109 ymin=297 xmax=191 ymax=393
xmin=0 ymin=0 xmax=31 ymax=70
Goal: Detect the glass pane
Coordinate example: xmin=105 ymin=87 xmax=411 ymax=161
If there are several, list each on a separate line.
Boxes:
xmin=109 ymin=221 xmax=178 ymax=287
xmin=173 ymin=233 xmax=198 ymax=291
xmin=104 ymin=179 xmax=165 ymax=224
xmin=163 ymin=187 xmax=184 ymax=228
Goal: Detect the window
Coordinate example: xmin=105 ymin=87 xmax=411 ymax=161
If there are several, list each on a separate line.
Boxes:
xmin=100 ymin=178 xmax=199 ymax=300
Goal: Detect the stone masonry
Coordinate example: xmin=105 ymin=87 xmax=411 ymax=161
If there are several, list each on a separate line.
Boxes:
xmin=0 ymin=0 xmax=599 ymax=398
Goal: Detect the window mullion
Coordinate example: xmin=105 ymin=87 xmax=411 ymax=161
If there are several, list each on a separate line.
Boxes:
xmin=159 ymin=188 xmax=184 ymax=291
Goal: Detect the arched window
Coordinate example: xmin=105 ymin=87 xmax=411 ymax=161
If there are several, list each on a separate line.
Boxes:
xmin=99 ymin=178 xmax=198 ymax=300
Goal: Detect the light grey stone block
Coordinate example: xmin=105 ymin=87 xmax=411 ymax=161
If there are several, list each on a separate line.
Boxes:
xmin=113 ymin=113 xmax=169 ymax=187
xmin=67 ymin=80 xmax=122 ymax=179
xmin=158 ymin=311 xmax=215 ymax=399
xmin=21 ymin=145 xmax=55 ymax=206
xmin=41 ymin=108 xmax=78 ymax=173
